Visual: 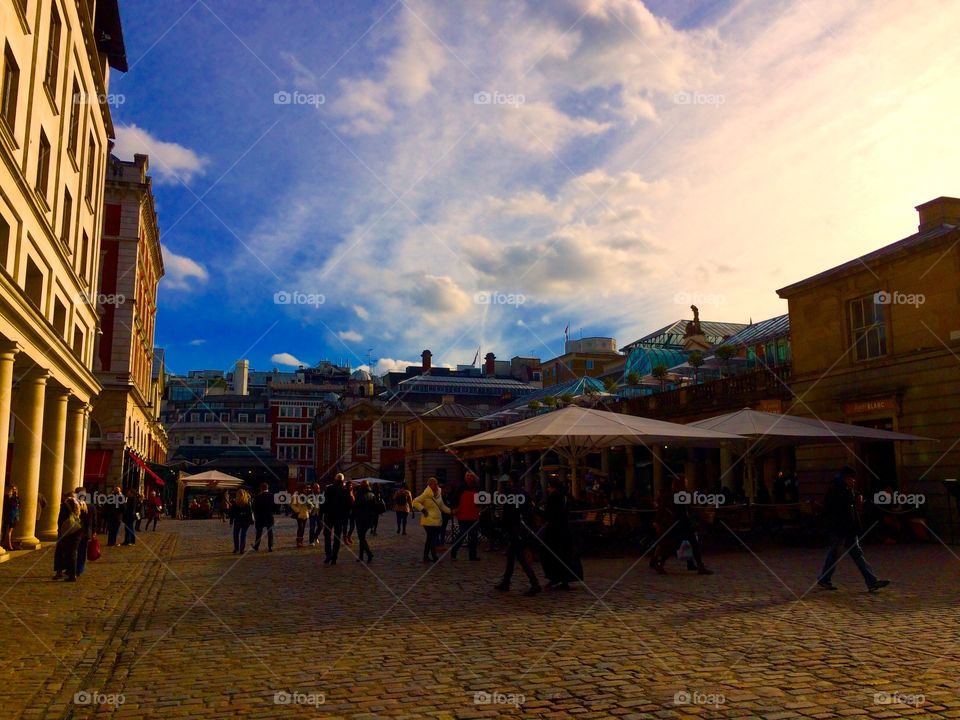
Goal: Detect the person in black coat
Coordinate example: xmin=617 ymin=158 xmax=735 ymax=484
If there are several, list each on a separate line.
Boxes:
xmin=121 ymin=488 xmax=139 ymax=546
xmin=353 ymin=480 xmax=379 ymax=563
xmin=229 ymin=489 xmax=255 ymax=554
xmin=322 ymin=474 xmax=350 ymax=565
xmin=494 ymin=474 xmax=541 ymax=596
xmin=817 ymin=467 xmax=889 ymax=591
xmin=536 ymin=479 xmax=581 ymax=589
xmin=251 ymin=483 xmax=275 ymax=552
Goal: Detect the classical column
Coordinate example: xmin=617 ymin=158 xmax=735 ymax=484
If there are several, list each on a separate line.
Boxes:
xmin=11 ymin=368 xmax=49 ymax=549
xmin=624 ymin=446 xmax=636 ymax=498
xmin=62 ymin=401 xmax=89 ymax=494
xmin=0 ymin=341 xmax=19 ymax=556
xmin=652 ymin=445 xmax=665 ymax=495
xmin=37 ymin=386 xmax=70 ymax=541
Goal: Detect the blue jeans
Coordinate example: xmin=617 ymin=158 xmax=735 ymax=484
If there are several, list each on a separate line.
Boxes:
xmin=819 ymin=534 xmax=878 ymax=587
xmin=123 ymin=523 xmax=136 ymax=545
xmin=77 ymin=537 xmax=88 ymax=575
xmin=233 ymin=522 xmax=249 ymax=552
xmin=253 ymin=524 xmax=273 ymax=550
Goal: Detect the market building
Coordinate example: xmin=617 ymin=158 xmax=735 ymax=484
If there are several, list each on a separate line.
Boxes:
xmin=0 ymin=0 xmax=126 ymax=550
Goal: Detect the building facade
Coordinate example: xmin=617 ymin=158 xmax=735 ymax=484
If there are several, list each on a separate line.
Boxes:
xmin=0 ymin=0 xmax=126 ymax=550
xmin=86 ymin=154 xmax=166 ymax=492
xmin=404 ymin=399 xmax=485 ymax=494
xmin=777 ymin=197 xmax=960 ymax=525
xmin=541 ymin=337 xmax=622 ymax=387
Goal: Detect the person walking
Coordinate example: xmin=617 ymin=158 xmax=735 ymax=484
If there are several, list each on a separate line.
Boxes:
xmin=370 ymin=487 xmax=383 ymax=536
xmin=451 ymin=472 xmax=481 ymax=561
xmin=650 ymin=484 xmax=713 ymax=575
xmin=290 ymin=491 xmax=310 ymax=548
xmin=537 ymin=479 xmax=581 ymax=589
xmin=143 ymin=490 xmax=162 ymax=531
xmin=252 ymin=483 xmax=275 ymax=552
xmin=104 ymin=486 xmax=123 ymax=546
xmin=323 ymin=474 xmax=350 ymax=565
xmin=817 ymin=467 xmax=890 ymax=592
xmin=75 ymin=489 xmax=93 ymax=577
xmin=393 ymin=485 xmax=413 ymax=535
xmin=54 ymin=494 xmax=83 ymax=581
xmin=353 ymin=480 xmax=378 ymax=563
xmin=344 ymin=482 xmax=357 ymax=545
xmin=2 ymin=485 xmax=20 ymax=550
xmin=229 ymin=488 xmax=254 ymax=553
xmin=412 ymin=477 xmax=450 ymax=562
xmin=307 ymin=483 xmax=322 ymax=546
xmin=495 ymin=475 xmax=541 ymax=596
xmin=121 ymin=488 xmax=139 ymax=546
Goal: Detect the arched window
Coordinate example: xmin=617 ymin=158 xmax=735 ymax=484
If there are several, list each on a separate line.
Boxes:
xmin=89 ymin=419 xmax=102 ymax=439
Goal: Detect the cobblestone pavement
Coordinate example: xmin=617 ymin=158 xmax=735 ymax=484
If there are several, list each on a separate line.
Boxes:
xmin=1 ymin=518 xmax=958 ymax=719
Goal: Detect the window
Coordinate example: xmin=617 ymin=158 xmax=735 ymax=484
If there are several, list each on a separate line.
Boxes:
xmin=60 ymin=189 xmax=72 ymax=249
xmin=256 ymin=413 xmax=265 ymax=423
xmin=67 ymin=80 xmax=80 ymax=156
xmin=1 ymin=44 xmax=19 ymax=133
xmin=219 ymin=412 xmax=229 ymax=421
xmin=78 ymin=230 xmax=89 ymax=283
xmin=72 ymin=326 xmax=83 ymax=358
xmin=585 ymin=359 xmax=595 ymax=370
xmin=238 ymin=413 xmax=248 ymax=423
xmin=203 ymin=436 xmax=211 ymax=445
xmin=382 ymin=421 xmax=402 ymax=448
xmin=0 ymin=214 xmax=9 ymax=269
xmin=85 ymin=135 xmax=96 ymax=202
xmin=36 ymin=130 xmax=51 ymax=199
xmin=255 ymin=436 xmax=264 ymax=445
xmin=204 ymin=412 xmax=213 ymax=422
xmin=220 ymin=435 xmax=228 ymax=445
xmin=24 ymin=257 xmax=43 ymax=309
xmin=239 ymin=436 xmax=246 ymax=445
xmin=190 ymin=412 xmax=199 ymax=422
xmin=53 ymin=298 xmax=66 ymax=336
xmin=187 ymin=436 xmax=195 ymax=445
xmin=355 ymin=431 xmax=369 ymax=457
xmin=44 ymin=5 xmax=62 ymax=95
xmin=306 ymin=446 xmax=313 ymax=460
xmin=849 ymin=295 xmax=888 ymax=361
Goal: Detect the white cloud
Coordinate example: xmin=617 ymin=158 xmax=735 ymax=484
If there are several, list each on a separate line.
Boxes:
xmin=271 ymin=352 xmax=307 ymax=367
xmin=161 ymin=245 xmax=209 ymax=291
xmin=338 ymin=329 xmax=363 ymax=342
xmin=113 ymin=124 xmax=207 ymax=184
xmin=352 ymin=305 xmax=370 ymax=321
xmin=188 ymin=339 xmax=206 ymax=346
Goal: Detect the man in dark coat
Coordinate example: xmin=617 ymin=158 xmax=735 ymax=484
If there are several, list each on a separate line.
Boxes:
xmin=817 ymin=467 xmax=890 ymax=592
xmin=251 ymin=483 xmax=275 ymax=552
xmin=322 ymin=474 xmax=350 ymax=565
xmin=494 ymin=474 xmax=541 ymax=596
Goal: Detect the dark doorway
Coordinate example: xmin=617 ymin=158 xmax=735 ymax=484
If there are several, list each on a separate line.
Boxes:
xmin=855 ymin=418 xmax=898 ymax=496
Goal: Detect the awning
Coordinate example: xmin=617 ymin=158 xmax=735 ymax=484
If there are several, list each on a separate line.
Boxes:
xmin=84 ymin=449 xmax=113 ymax=482
xmin=129 ymin=452 xmax=166 ymax=486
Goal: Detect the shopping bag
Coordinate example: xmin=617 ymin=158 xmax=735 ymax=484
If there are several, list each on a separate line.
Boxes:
xmin=87 ymin=535 xmax=102 ymax=562
xmin=676 ymin=540 xmax=693 ymax=561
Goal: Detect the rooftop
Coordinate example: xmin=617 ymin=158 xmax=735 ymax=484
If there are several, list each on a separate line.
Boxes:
xmin=719 ymin=314 xmax=790 ymax=348
xmin=622 ymin=319 xmax=748 ymax=353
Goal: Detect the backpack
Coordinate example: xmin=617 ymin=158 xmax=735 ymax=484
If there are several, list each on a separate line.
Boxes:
xmin=376 ymin=495 xmax=387 ymax=514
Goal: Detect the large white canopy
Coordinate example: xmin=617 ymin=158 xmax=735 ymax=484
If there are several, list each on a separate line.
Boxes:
xmin=446 ymin=405 xmax=742 ymax=458
xmin=175 ymin=470 xmax=246 ymax=518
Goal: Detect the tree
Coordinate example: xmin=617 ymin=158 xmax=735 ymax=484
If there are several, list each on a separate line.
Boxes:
xmin=626 ymin=371 xmax=642 ymax=387
xmin=714 ymin=345 xmax=736 ymax=378
xmin=688 ymin=350 xmax=705 ymax=384
xmin=542 ymin=395 xmax=557 ymax=407
xmin=527 ymin=399 xmax=542 ymax=411
xmin=603 ymin=377 xmax=619 ymax=393
xmin=560 ymin=392 xmax=575 ymax=406
xmin=651 ymin=364 xmax=669 ymax=392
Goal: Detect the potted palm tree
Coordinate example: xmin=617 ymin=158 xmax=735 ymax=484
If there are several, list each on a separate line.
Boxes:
xmin=651 ymin=364 xmax=669 ymax=392
xmin=688 ymin=350 xmax=705 ymax=384
xmin=714 ymin=345 xmax=736 ymax=378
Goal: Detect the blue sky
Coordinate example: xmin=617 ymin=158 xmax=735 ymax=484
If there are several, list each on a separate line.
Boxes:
xmin=109 ymin=0 xmax=960 ymax=377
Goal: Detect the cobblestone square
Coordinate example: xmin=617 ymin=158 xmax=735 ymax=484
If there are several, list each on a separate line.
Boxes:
xmin=1 ymin=519 xmax=957 ymax=719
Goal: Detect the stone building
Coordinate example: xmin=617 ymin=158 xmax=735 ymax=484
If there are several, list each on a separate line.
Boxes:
xmin=777 ymin=196 xmax=960 ymax=524
xmin=86 ymin=154 xmax=166 ymax=492
xmin=0 ymin=0 xmax=126 ymax=551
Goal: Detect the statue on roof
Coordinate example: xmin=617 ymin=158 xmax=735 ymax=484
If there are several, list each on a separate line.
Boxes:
xmin=686 ymin=304 xmax=702 ymax=336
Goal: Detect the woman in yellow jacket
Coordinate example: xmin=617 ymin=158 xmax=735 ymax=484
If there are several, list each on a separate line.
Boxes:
xmin=412 ymin=477 xmax=450 ymax=562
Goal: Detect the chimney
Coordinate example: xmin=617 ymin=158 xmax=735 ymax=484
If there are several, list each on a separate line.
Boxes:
xmin=421 ymin=349 xmax=432 ymax=373
xmin=484 ymin=352 xmax=496 ymax=376
xmin=916 ymin=197 xmax=960 ymax=232
xmin=234 ymin=359 xmax=249 ymax=396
